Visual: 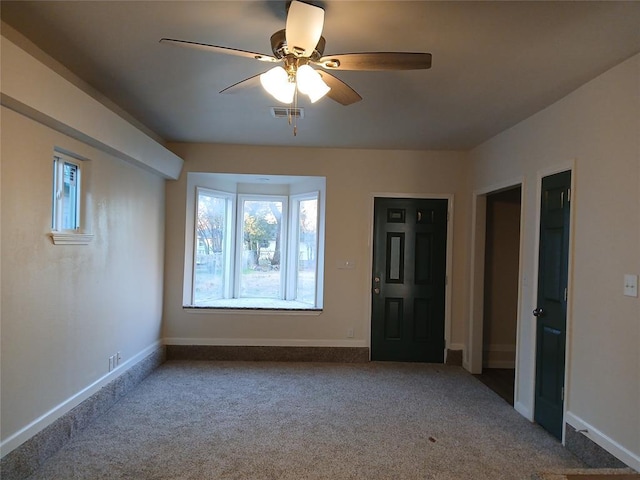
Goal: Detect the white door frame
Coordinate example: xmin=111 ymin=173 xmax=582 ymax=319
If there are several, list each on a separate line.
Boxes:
xmin=468 ymin=178 xmax=525 ymax=380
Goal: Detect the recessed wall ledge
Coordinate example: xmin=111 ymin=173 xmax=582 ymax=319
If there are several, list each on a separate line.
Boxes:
xmin=0 ymin=30 xmax=184 ymax=180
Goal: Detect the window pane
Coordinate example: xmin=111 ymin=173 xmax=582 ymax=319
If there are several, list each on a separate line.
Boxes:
xmin=193 ymin=191 xmax=228 ymax=304
xmin=62 ymin=162 xmax=78 ymax=230
xmin=297 ymin=198 xmax=317 ymax=304
xmin=240 ymin=199 xmax=282 ymax=298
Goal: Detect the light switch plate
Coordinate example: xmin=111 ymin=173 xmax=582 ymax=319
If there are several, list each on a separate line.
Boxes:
xmin=624 ymin=274 xmax=638 ymax=297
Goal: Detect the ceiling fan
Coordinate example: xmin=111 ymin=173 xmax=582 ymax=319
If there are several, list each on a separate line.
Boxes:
xmin=160 ymin=1 xmax=432 ymax=106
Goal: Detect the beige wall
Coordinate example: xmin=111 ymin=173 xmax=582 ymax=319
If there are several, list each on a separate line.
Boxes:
xmin=0 ymin=32 xmax=174 ymax=455
xmin=0 ymin=106 xmax=167 ymax=452
xmin=163 ymin=144 xmax=470 ymax=351
xmin=470 ymin=54 xmax=639 ymax=468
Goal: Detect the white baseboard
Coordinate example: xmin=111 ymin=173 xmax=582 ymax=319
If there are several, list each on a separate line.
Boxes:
xmin=448 ymin=342 xmax=465 ymax=359
xmin=514 ymin=400 xmax=533 ymax=421
xmin=0 ymin=341 xmax=162 ymax=458
xmin=565 ymin=411 xmax=640 ymax=471
xmin=163 ymin=337 xmax=368 ymax=348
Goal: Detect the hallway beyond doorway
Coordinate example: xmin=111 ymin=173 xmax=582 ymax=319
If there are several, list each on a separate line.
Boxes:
xmin=474 ymin=367 xmax=516 ymax=405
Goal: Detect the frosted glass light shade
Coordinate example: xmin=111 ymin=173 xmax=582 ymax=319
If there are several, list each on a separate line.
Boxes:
xmin=260 ymin=66 xmax=295 ymax=104
xmin=296 ymin=65 xmax=330 ymax=103
xmin=285 ymin=1 xmax=325 ymax=57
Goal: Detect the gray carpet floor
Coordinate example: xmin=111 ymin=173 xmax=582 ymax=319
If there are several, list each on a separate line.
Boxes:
xmin=26 ymin=361 xmax=585 ymax=479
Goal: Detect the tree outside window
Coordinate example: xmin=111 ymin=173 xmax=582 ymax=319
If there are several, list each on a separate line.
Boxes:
xmin=240 ymin=199 xmax=284 ymax=298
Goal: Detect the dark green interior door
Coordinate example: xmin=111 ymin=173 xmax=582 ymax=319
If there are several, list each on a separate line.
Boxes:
xmin=371 ymin=198 xmax=448 ymax=362
xmin=534 ymin=171 xmax=571 ymax=439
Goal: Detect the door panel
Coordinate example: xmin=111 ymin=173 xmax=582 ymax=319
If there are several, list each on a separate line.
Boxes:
xmin=534 ymin=171 xmax=571 ymax=439
xmin=371 ymin=198 xmax=448 ymax=362
xmin=386 ymin=233 xmax=405 ymax=282
xmin=413 ymin=298 xmax=431 ymax=341
xmin=415 ymin=232 xmax=433 ymax=284
xmin=543 ymin=228 xmax=563 ymax=300
xmin=384 ymin=298 xmax=403 ymax=340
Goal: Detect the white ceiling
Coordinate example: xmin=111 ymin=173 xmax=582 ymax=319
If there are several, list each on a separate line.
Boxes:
xmin=2 ymin=1 xmax=639 ymax=150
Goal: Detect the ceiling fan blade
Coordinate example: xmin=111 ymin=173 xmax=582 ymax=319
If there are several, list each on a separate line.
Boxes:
xmin=285 ymin=1 xmax=325 ymax=57
xmin=219 ymin=73 xmax=263 ymax=94
xmin=316 ymin=52 xmax=432 ymax=71
xmin=160 ymin=38 xmax=278 ymax=63
xmin=317 ymin=71 xmax=362 ymax=106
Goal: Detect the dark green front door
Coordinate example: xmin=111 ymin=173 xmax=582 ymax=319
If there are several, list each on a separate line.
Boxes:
xmin=371 ymin=198 xmax=448 ymax=362
xmin=534 ymin=171 xmax=571 ymax=439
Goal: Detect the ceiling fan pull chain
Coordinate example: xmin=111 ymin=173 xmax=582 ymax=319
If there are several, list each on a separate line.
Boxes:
xmin=292 ymin=87 xmax=298 ymax=136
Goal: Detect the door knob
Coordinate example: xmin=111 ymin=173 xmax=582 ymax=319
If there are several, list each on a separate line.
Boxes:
xmin=532 ymin=307 xmax=544 ymax=317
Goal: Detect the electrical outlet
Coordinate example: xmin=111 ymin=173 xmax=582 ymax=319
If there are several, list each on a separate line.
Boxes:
xmin=117 ymin=351 xmax=122 ymax=365
xmin=347 ymin=328 xmax=354 ymax=338
xmin=108 ymin=356 xmax=114 ymax=371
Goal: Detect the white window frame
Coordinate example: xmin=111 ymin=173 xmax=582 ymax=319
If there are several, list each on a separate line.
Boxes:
xmin=50 ymin=151 xmax=93 ymax=245
xmin=287 ymin=191 xmax=320 ymax=306
xmin=53 ymin=155 xmax=81 ymax=231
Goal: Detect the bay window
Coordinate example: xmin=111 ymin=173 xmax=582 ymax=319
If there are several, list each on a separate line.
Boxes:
xmin=185 ymin=173 xmax=325 ymax=310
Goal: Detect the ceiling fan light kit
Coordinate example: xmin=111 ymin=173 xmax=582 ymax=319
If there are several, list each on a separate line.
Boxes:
xmin=261 ymin=62 xmax=331 ymax=104
xmin=161 ymin=0 xmax=432 ymax=131
xmin=260 ymin=66 xmax=296 ymax=103
xmin=285 ymin=0 xmax=325 ymax=58
xmin=296 ymin=64 xmax=330 ymax=103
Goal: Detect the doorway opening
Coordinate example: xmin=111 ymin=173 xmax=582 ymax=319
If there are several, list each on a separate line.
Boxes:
xmin=473 ymin=186 xmax=522 ymax=405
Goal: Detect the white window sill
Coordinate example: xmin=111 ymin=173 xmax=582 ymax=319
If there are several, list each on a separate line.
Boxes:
xmin=50 ymin=232 xmax=94 ymax=245
xmin=184 ymin=298 xmax=322 ymax=315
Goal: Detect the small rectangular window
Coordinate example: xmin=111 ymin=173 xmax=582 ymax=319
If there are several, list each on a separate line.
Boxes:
xmin=52 ymin=155 xmax=81 ymax=231
xmin=50 ymin=152 xmax=93 ymax=245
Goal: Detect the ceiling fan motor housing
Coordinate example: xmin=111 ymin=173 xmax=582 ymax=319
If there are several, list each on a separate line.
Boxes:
xmin=270 ymin=29 xmax=326 ymax=61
